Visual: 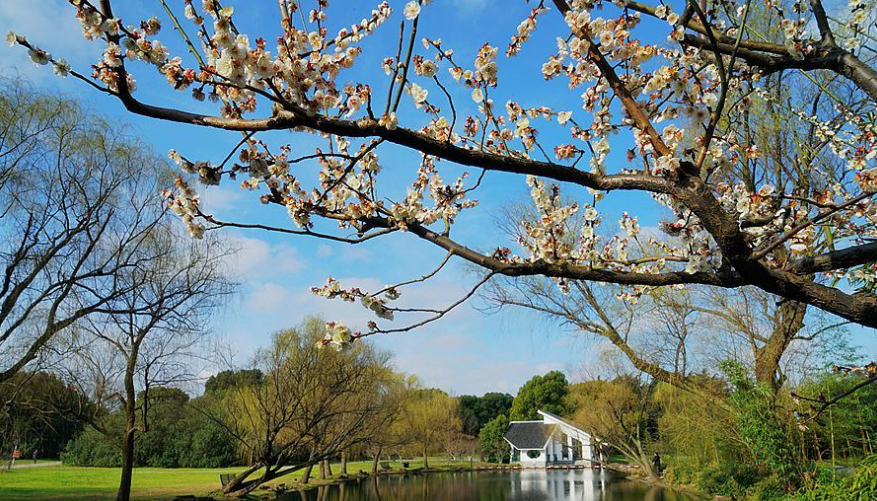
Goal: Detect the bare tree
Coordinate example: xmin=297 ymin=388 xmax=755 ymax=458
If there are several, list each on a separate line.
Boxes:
xmin=72 ymin=229 xmax=233 ymax=501
xmin=0 ymin=79 xmax=168 ymax=384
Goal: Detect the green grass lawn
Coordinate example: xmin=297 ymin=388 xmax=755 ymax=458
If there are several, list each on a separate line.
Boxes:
xmin=0 ymin=465 xmax=248 ymax=501
xmin=0 ymin=459 xmax=487 ymax=501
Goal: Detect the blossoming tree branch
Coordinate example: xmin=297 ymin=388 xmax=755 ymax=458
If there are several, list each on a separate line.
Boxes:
xmin=10 ymin=0 xmax=877 ymax=347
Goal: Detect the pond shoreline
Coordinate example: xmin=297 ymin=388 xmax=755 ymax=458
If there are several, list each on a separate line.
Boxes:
xmin=248 ymin=464 xmax=494 ymax=498
xmin=230 ymin=463 xmax=702 ymax=501
xmin=623 ymin=471 xmax=712 ymax=500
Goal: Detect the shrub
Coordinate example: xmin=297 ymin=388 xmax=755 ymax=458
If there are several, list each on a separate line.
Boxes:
xmin=662 ymin=461 xmax=699 ymax=487
xmin=788 ymin=454 xmax=877 ymax=501
xmin=61 ymin=428 xmax=122 ymax=467
xmin=692 ymin=462 xmax=763 ymax=498
xmin=744 ymin=475 xmax=786 ymax=501
xmin=61 ymin=394 xmax=239 ymax=468
xmin=177 ymin=420 xmax=239 ymax=468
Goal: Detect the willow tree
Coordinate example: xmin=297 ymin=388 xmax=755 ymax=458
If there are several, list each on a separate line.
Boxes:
xmin=569 ymin=376 xmax=661 ymax=479
xmin=0 ymin=79 xmax=173 ymax=384
xmin=212 ymin=318 xmax=397 ymax=497
xmin=11 ymin=1 xmax=876 ymax=350
xmin=397 ymin=388 xmax=462 ymax=469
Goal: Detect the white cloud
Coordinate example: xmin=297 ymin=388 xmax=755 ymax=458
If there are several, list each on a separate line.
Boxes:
xmin=393 ymin=347 xmax=565 ymax=395
xmin=223 ymin=232 xmax=304 ymax=279
xmin=200 ymin=185 xmax=244 ymax=213
xmin=247 ymin=282 xmax=295 ymax=313
xmin=316 ymin=244 xmax=333 ymax=258
xmin=340 ymin=245 xmax=373 ymax=262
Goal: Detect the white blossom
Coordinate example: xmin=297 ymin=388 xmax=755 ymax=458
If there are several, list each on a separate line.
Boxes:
xmin=404 ymin=1 xmax=421 ymax=21
xmin=27 ymin=47 xmax=50 ymax=65
xmin=409 ymin=82 xmax=428 ymax=108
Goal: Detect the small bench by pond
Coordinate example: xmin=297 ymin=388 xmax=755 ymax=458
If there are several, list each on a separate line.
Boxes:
xmin=379 ymin=460 xmax=412 ymax=472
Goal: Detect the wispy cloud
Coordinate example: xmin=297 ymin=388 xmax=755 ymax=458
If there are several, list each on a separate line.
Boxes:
xmin=223 ymin=232 xmax=304 ymax=279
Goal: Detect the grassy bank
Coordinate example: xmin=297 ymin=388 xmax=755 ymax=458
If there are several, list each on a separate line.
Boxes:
xmin=0 ymin=459 xmax=487 ymax=501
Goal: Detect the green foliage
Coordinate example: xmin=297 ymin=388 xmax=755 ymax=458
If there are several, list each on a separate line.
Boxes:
xmin=722 ymin=360 xmax=802 ymax=483
xmin=0 ymin=372 xmax=94 ymax=458
xmin=788 ymin=454 xmax=877 ymax=501
xmin=662 ymin=462 xmax=698 ymax=487
xmin=566 ymin=376 xmax=661 ymax=476
xmin=653 ymin=378 xmax=738 ymax=467
xmin=478 ymin=414 xmax=510 ymax=463
xmin=745 ymin=476 xmax=787 ymax=501
xmin=668 ymin=461 xmax=784 ymax=500
xmin=398 ymin=388 xmax=462 ymax=461
xmin=795 ymin=373 xmax=877 ymax=460
xmin=62 ymin=388 xmax=238 ymax=468
xmin=204 ymin=369 xmax=263 ymax=395
xmin=62 ymin=427 xmax=123 ymax=467
xmin=458 ymin=392 xmax=513 ymax=436
xmin=509 ymin=371 xmax=568 ymax=421
xmin=686 ymin=462 xmax=763 ymax=498
xmin=656 ymin=366 xmax=877 ymax=500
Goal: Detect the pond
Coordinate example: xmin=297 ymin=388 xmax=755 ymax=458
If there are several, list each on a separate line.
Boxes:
xmin=277 ymin=469 xmax=700 ymax=501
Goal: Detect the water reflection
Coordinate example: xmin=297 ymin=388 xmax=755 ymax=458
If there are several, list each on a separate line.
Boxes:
xmin=278 ymin=470 xmax=698 ymax=501
xmin=512 ymin=469 xmax=607 ymax=500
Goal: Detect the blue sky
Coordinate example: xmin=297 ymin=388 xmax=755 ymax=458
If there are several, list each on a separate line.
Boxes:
xmin=1 ymin=0 xmax=873 ymax=395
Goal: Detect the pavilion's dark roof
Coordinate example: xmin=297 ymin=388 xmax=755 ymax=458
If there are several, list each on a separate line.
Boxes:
xmin=503 ymin=422 xmax=556 ymax=449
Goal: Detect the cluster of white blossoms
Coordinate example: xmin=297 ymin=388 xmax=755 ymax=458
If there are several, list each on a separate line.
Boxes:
xmin=473 ymin=43 xmax=499 ymax=87
xmin=779 ymin=17 xmax=808 ymax=60
xmin=507 ymin=5 xmax=548 ymax=57
xmin=175 ymin=0 xmax=391 ymax=116
xmin=14 ymin=0 xmax=877 ymax=315
xmin=310 ymin=277 xmax=401 ymax=326
xmin=7 ymin=32 xmax=71 ymax=77
xmin=311 ymin=277 xmax=363 ymax=302
xmin=406 ymin=0 xmax=437 ymax=21
xmin=519 ymin=176 xmax=579 ymax=264
xmin=388 ymin=156 xmax=478 ymax=230
xmin=408 ymin=82 xmax=429 ymax=108
xmin=843 ymin=0 xmax=872 ymax=50
xmin=162 ymin=177 xmax=205 ymax=239
xmin=512 ymin=173 xmax=724 ymax=300
xmin=318 ymin=321 xmax=356 ymax=351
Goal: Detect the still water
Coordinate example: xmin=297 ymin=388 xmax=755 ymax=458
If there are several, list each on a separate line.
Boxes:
xmin=277 ymin=469 xmax=700 ymax=501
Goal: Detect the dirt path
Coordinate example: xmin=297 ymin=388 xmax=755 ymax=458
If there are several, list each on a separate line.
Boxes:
xmin=6 ymin=461 xmax=62 ymax=469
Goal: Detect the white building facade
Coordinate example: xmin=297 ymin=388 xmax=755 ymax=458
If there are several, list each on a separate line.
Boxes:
xmin=503 ymin=410 xmax=601 ymax=468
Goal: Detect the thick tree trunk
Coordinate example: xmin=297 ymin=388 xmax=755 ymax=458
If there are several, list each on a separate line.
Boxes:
xmin=754 ymin=301 xmax=807 ymax=392
xmin=340 ymin=452 xmax=348 ymax=476
xmin=325 ymin=459 xmax=333 ymax=477
xmin=319 ymin=460 xmax=326 ymax=480
xmin=423 ymin=445 xmax=429 ymax=469
xmin=221 ymin=463 xmax=262 ymax=495
xmin=301 ymin=463 xmax=313 ymax=485
xmin=223 ymin=463 xmax=310 ymax=497
xmin=117 ymin=421 xmax=135 ymax=501
xmin=116 ymin=351 xmax=139 ymax=501
xmin=371 ymin=448 xmax=381 ymax=475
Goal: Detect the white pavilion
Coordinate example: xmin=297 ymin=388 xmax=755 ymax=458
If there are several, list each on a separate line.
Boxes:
xmin=503 ymin=410 xmax=602 ymax=467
